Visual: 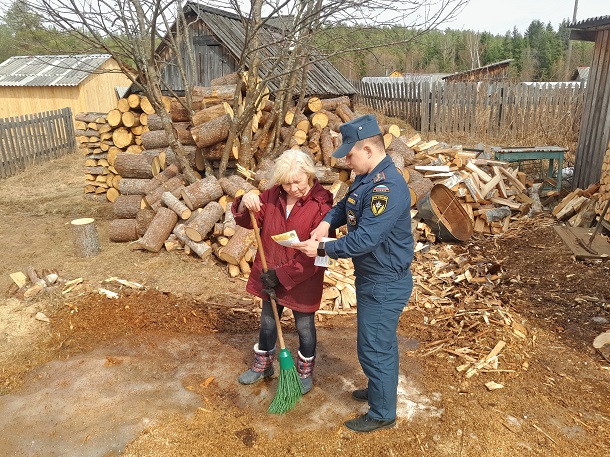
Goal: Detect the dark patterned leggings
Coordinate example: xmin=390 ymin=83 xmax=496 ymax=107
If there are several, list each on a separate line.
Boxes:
xmin=258 ymin=300 xmax=316 ymax=358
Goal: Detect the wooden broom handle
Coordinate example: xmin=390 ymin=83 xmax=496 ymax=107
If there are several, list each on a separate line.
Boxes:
xmin=249 ymin=211 xmax=286 ymax=350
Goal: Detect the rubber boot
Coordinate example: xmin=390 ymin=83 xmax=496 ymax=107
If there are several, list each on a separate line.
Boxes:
xmin=238 ymin=343 xmax=275 ymax=385
xmin=297 ymin=351 xmax=315 ymax=394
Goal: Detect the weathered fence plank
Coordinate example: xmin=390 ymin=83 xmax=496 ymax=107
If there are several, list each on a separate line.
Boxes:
xmin=0 ymin=107 xmax=76 ymax=178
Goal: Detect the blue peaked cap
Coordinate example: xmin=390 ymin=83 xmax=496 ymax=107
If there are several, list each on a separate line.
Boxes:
xmin=332 ymin=113 xmax=382 ymax=158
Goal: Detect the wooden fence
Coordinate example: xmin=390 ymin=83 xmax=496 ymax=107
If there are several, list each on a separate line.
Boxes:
xmin=0 ymin=107 xmax=76 ymax=178
xmin=353 ymin=80 xmax=587 ymax=143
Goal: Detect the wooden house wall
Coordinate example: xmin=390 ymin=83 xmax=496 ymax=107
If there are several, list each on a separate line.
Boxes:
xmin=159 ymin=19 xmax=238 ymax=91
xmin=0 ymin=58 xmax=131 ymax=121
xmin=574 ymin=28 xmax=610 ymax=188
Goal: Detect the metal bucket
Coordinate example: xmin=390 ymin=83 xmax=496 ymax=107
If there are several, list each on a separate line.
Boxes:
xmin=416 ymin=184 xmax=474 ymax=242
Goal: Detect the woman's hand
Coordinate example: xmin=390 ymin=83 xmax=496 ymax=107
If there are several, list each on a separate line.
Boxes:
xmin=239 ymin=191 xmax=262 ymax=213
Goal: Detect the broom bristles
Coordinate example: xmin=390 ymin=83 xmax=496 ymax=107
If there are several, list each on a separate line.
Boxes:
xmin=268 ymin=365 xmax=303 ymax=414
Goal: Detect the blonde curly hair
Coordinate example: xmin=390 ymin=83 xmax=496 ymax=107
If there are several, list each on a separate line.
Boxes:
xmin=269 ymin=149 xmax=318 ymax=186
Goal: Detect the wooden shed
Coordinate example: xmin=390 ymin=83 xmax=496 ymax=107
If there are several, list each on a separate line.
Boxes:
xmin=0 ymin=54 xmax=132 ymax=120
xmin=156 ymin=2 xmax=356 ymax=98
xmin=442 ymin=59 xmax=513 ymax=83
xmin=569 ymin=16 xmax=610 ymax=188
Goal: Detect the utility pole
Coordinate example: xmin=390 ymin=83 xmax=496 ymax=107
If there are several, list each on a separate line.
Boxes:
xmin=565 ymin=0 xmax=579 ymax=80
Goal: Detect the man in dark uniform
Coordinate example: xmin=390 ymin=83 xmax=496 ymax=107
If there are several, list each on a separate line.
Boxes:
xmin=294 ymin=113 xmax=414 ymax=433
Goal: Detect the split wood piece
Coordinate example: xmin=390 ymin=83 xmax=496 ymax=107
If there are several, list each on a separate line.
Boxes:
xmin=161 ymin=191 xmax=191 ymax=220
xmin=112 ymin=127 xmax=134 ymax=149
xmin=412 ymin=140 xmax=439 ymax=152
xmin=114 ymin=152 xmax=155 ymax=179
xmin=25 ymin=266 xmax=46 ymax=288
xmin=465 ymin=340 xmax=507 ymax=378
xmin=239 ymin=257 xmax=251 ymax=275
xmin=138 ymin=207 xmax=178 ymax=252
xmin=570 ymin=198 xmax=597 ymax=228
xmin=335 ymin=104 xmax=357 ymax=123
xmin=228 ymin=264 xmax=241 ymax=277
xmin=191 ymin=114 xmax=232 ymax=149
xmin=181 ymin=176 xmax=224 ymax=210
xmin=143 ymin=163 xmax=180 ymax=194
xmin=465 ymin=162 xmax=493 ymax=183
xmin=479 ymin=174 xmax=502 ymax=199
xmin=173 ymin=223 xmax=212 ymax=259
xmin=185 ymin=201 xmax=225 ymax=242
xmin=119 ymin=178 xmax=149 ymax=196
xmin=141 ymin=129 xmax=170 ymax=150
xmin=135 ymin=208 xmax=156 ymax=237
xmin=219 ymin=226 xmax=256 ymax=265
xmin=497 ymin=166 xmax=526 ymax=192
xmin=329 ymin=180 xmax=349 ymax=206
xmin=113 ymin=194 xmax=143 ymax=219
xmin=192 ymin=102 xmax=233 ymax=126
xmin=140 ymin=96 xmax=155 ymax=114
xmin=552 ymin=189 xmax=583 ymax=216
xmin=109 ymin=219 xmax=139 ymax=242
xmin=70 ymin=218 xmax=101 ymax=257
xmin=143 ymin=174 xmax=186 ymax=207
xmin=556 ymin=195 xmax=589 ymax=220
xmin=164 ymin=233 xmax=182 ymax=252
xmin=106 ymin=188 xmax=120 ymax=203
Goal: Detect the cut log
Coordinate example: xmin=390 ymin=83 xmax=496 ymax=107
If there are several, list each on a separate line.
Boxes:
xmin=320 ymin=127 xmax=334 ymax=167
xmin=161 ymin=191 xmax=192 ymax=220
xmin=140 ymin=96 xmax=155 ymax=114
xmin=144 ymin=175 xmax=186 ymax=208
xmin=143 ymin=163 xmax=180 ymax=194
xmin=185 ymin=201 xmax=225 ymax=242
xmin=135 ymin=208 xmax=156 ymax=236
xmin=181 ymin=176 xmax=224 ymax=210
xmin=114 ymin=152 xmax=155 ymax=179
xmin=315 ymin=165 xmax=340 ymax=184
xmin=335 ymin=104 xmax=357 ymax=123
xmin=387 ymin=136 xmax=415 ymax=165
xmin=70 ymin=218 xmax=101 ymax=257
xmin=138 ymin=207 xmax=177 ymax=252
xmin=141 ymin=129 xmax=170 ymax=150
xmin=113 ymin=194 xmax=143 ymax=219
xmin=172 ymin=223 xmax=212 ymax=258
xmin=112 ymin=127 xmax=134 ymax=149
xmin=146 ymin=114 xmax=163 ymax=131
xmin=119 ymin=178 xmax=150 ymax=196
xmin=219 ymin=225 xmax=256 ymax=265
xmin=219 ymin=174 xmax=257 ymax=197
xmin=319 ymin=96 xmax=351 ymax=112
xmin=191 ymin=114 xmax=232 ymax=149
xmin=192 ymin=102 xmax=234 ymax=126
xmin=109 ymin=219 xmax=139 ymax=242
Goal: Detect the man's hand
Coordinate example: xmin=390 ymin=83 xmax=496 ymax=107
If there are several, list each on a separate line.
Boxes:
xmin=310 ymin=221 xmax=330 ymax=241
xmin=292 ymin=238 xmax=320 ymax=258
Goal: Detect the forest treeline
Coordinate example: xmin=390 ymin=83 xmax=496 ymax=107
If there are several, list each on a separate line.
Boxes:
xmin=312 ymin=19 xmax=593 ymax=83
xmin=0 ymin=0 xmax=595 ymax=84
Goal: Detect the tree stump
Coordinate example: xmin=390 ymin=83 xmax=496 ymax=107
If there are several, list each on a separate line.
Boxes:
xmin=109 ymin=219 xmax=139 ymax=242
xmin=138 ymin=207 xmax=178 ymax=252
xmin=70 ymin=218 xmax=101 ymax=257
xmin=185 ymin=201 xmax=224 ymax=242
xmin=181 ymin=176 xmax=224 ymax=210
xmin=219 ymin=226 xmax=255 ymax=265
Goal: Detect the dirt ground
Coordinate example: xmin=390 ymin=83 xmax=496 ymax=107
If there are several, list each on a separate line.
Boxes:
xmin=1 ymin=151 xmax=609 ymax=457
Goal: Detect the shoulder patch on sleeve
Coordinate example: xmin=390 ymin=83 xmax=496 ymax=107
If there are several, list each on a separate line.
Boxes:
xmin=371 ymin=194 xmax=388 ymax=216
xmin=373 ymin=184 xmax=390 ymax=193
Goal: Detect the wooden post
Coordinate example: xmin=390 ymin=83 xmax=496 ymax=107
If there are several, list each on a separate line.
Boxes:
xmin=70 ymin=218 xmax=101 ymax=257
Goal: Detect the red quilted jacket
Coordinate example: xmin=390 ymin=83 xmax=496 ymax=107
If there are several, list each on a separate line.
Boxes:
xmin=232 ymin=180 xmax=333 ymax=313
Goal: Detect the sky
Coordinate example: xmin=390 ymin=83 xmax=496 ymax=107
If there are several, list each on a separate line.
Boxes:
xmin=445 ymin=0 xmax=609 ymax=34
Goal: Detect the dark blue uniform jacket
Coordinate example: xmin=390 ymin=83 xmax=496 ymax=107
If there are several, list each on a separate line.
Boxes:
xmin=324 ymin=155 xmax=414 ymax=279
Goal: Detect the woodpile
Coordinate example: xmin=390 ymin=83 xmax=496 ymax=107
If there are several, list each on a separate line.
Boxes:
xmin=552 ymin=182 xmax=603 ymax=227
xmin=597 ymin=140 xmax=610 ymax=221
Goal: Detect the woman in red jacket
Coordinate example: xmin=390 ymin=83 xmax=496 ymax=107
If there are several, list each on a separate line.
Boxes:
xmin=232 ymin=149 xmax=333 ymax=394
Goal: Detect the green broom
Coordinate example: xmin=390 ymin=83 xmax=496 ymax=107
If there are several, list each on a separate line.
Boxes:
xmin=249 ymin=211 xmax=303 ymax=414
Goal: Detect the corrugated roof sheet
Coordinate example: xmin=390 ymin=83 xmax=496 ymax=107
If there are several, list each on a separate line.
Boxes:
xmin=0 ymin=54 xmax=111 ymax=87
xmin=443 ymin=59 xmax=513 ymax=80
xmin=186 ymin=2 xmax=356 ymax=97
xmin=569 ymin=15 xmax=610 ymax=29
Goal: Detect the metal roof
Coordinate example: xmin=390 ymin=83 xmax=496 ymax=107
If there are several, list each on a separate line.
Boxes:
xmin=569 ymin=15 xmax=610 ymax=41
xmin=0 ymin=54 xmax=112 ymax=87
xmin=185 ymin=2 xmax=356 ymax=97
